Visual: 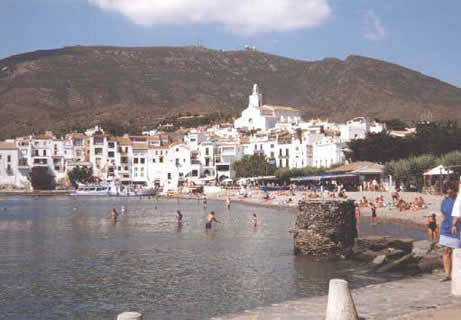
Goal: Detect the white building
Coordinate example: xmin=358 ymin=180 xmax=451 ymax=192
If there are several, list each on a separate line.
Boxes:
xmin=234 ymin=84 xmax=302 ymax=132
xmin=0 ymin=142 xmax=27 ymax=188
xmin=311 ymin=137 xmax=346 ymax=168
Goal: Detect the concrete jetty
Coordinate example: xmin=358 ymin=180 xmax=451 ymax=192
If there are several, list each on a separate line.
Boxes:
xmin=212 ymin=274 xmax=461 ymax=320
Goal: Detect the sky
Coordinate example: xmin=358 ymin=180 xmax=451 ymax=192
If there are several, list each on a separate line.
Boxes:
xmin=2 ymin=0 xmax=461 ymax=87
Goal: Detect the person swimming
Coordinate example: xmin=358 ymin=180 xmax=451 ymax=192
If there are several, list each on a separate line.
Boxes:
xmin=205 ymin=211 xmax=218 ymax=229
xmin=177 ymin=210 xmax=183 ymax=224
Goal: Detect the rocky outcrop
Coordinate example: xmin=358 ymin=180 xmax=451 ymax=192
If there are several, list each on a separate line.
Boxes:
xmin=293 ymin=200 xmax=357 ymax=256
xmin=352 ymin=236 xmax=443 ymax=275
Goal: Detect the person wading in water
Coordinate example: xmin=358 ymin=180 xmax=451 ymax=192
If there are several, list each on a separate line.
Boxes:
xmin=205 ymin=211 xmax=218 ymax=229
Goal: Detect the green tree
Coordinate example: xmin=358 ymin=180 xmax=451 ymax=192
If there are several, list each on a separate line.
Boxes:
xmin=30 ymin=167 xmax=56 ymax=190
xmin=275 ymin=166 xmax=325 ymax=183
xmin=67 ymin=166 xmax=93 ymax=187
xmin=440 ymin=151 xmax=461 ymax=167
xmin=232 ymin=154 xmax=276 ymax=178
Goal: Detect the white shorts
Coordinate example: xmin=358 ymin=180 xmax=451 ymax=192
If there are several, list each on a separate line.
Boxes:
xmin=440 ymin=235 xmax=461 ymax=249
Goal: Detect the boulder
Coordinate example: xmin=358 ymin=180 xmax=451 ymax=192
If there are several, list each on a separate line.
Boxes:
xmin=386 ymin=248 xmax=406 ymax=260
xmin=376 ymin=254 xmax=414 ymax=273
xmin=417 ymin=251 xmax=443 ymax=273
xmin=355 ymin=237 xmax=413 ymax=253
xmin=372 ymin=255 xmax=386 ymax=266
xmin=412 ymin=240 xmax=434 ymax=259
xmin=353 ymin=249 xmax=388 ymax=262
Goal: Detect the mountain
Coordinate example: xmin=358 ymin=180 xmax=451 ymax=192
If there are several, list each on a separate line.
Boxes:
xmin=1 ymin=46 xmax=460 ymax=138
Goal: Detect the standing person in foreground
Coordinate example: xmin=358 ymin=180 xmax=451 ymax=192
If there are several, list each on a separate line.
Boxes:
xmin=205 ymin=211 xmax=218 ymax=229
xmin=226 ymin=196 xmax=231 ymax=209
xmin=252 ymin=213 xmax=257 ymax=228
xmin=439 ymin=181 xmax=460 ymax=281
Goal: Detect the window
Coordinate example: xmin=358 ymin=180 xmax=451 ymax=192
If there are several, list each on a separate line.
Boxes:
xmin=35 ymin=150 xmax=39 ymax=156
xmin=176 ymin=148 xmax=179 ymax=152
xmin=175 ymin=159 xmax=180 ymax=166
xmin=7 ymin=155 xmax=11 ymax=162
xmin=279 ymin=149 xmax=282 ymax=156
xmin=159 ymin=157 xmax=164 ymax=163
xmin=134 ymin=158 xmax=139 ymax=164
xmin=286 ymin=149 xmax=289 ymax=156
xmin=140 ymin=158 xmax=145 ymax=164
xmin=140 ymin=167 xmax=144 ymax=177
xmin=108 ymin=142 xmax=115 ymax=148
xmin=168 ymin=173 xmax=172 ymax=180
xmin=270 ymin=152 xmax=275 ymax=158
xmin=152 ymin=158 xmax=156 ymax=163
xmin=192 ymin=170 xmax=198 ymax=177
xmin=108 ymin=151 xmax=114 ymax=158
xmin=205 ymin=148 xmax=209 ymax=156
xmin=43 ymin=150 xmax=47 ymax=156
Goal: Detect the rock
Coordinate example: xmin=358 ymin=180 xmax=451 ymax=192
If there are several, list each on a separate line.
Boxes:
xmin=353 ymin=249 xmax=384 ymax=262
xmin=355 ymin=236 xmax=391 ymax=251
xmin=376 ymin=254 xmax=414 ymax=273
xmin=293 ymin=200 xmax=357 ymax=256
xmin=355 ymin=237 xmax=413 ymax=253
xmin=417 ymin=251 xmax=443 ymax=273
xmin=386 ymin=248 xmax=406 ymax=260
xmin=387 ymin=238 xmax=414 ymax=253
xmin=372 ymin=255 xmax=386 ymax=266
xmin=412 ymin=240 xmax=434 ymax=259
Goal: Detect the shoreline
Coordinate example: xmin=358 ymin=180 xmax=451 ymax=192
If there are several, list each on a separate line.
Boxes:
xmin=171 ymin=190 xmax=444 ymax=228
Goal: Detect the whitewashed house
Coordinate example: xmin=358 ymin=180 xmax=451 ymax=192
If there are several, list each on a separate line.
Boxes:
xmin=234 ymin=84 xmax=302 ymax=132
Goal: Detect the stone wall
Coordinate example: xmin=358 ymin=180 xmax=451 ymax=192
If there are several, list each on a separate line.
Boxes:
xmin=293 ymin=200 xmax=357 ymax=256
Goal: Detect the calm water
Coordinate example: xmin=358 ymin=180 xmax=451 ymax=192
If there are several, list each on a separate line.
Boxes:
xmin=0 ymin=197 xmax=425 ymax=320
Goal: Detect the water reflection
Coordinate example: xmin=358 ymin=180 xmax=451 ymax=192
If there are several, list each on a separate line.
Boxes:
xmin=0 ymin=197 xmax=426 ymax=320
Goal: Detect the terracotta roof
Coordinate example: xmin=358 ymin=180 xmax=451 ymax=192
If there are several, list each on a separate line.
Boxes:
xmin=0 ymin=142 xmax=17 ymax=150
xmin=132 ymin=143 xmax=148 ymax=150
xmin=116 ymin=136 xmax=131 ymax=145
xmin=261 ymin=105 xmax=301 ymax=112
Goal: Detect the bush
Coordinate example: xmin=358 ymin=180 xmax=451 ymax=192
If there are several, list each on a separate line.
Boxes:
xmin=232 ymin=154 xmax=276 ymax=178
xmin=30 ymin=167 xmax=55 ymax=190
xmin=67 ymin=166 xmax=93 ymax=187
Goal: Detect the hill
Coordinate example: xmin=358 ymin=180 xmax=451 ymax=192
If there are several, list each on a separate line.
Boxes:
xmin=1 ymin=46 xmax=460 ymax=138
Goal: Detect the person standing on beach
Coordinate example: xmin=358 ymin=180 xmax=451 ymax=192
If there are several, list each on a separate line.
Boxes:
xmin=439 ymin=181 xmax=460 ymax=281
xmin=252 ymin=213 xmax=257 ymax=228
xmin=205 ymin=211 xmax=218 ymax=229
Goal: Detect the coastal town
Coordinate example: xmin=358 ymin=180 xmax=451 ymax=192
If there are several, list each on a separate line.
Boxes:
xmin=0 ymin=84 xmax=392 ymax=192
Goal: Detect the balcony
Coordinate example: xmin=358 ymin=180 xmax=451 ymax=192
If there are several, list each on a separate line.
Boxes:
xmin=18 ymin=159 xmax=29 ymax=168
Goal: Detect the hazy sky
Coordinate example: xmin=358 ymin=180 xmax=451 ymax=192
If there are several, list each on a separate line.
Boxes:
xmin=2 ymin=0 xmax=460 ymax=86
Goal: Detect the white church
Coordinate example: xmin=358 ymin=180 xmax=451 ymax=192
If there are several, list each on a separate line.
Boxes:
xmin=234 ymin=84 xmax=302 ymax=132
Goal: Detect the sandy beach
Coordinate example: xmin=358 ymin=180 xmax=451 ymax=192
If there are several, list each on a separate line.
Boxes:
xmin=177 ymin=188 xmax=446 ymax=227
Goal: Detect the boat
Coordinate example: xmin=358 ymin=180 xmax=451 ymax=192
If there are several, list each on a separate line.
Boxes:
xmin=71 ymin=182 xmax=157 ymax=197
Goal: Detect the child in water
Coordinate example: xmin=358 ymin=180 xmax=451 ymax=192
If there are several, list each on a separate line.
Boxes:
xmin=177 ymin=210 xmax=183 ymax=225
xmin=111 ymin=208 xmax=119 ymax=223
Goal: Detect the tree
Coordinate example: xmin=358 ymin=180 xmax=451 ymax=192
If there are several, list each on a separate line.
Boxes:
xmin=232 ymin=154 xmax=276 ymax=178
xmin=383 ymin=118 xmax=408 ymax=131
xmin=275 ymin=166 xmax=325 ymax=183
xmin=67 ymin=166 xmax=93 ymax=187
xmin=440 ymin=151 xmax=461 ymax=167
xmin=30 ymin=167 xmax=55 ymax=190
